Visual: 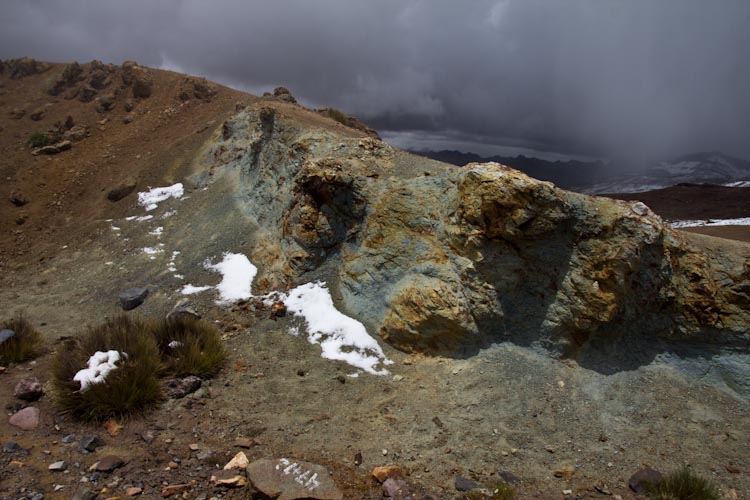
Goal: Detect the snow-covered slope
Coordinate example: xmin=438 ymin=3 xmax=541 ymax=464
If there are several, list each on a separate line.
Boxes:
xmin=581 ymin=152 xmax=750 ymax=194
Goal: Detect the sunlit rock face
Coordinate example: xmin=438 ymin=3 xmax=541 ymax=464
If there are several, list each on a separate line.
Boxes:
xmin=203 ymin=104 xmax=750 ymax=391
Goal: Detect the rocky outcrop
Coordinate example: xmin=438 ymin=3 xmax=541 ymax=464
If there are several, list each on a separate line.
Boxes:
xmin=48 ymin=61 xmax=84 ymax=96
xmin=4 ymin=57 xmax=50 ymax=79
xmin=200 ymin=105 xmax=750 ymax=389
xmin=122 ymin=61 xmax=153 ymax=98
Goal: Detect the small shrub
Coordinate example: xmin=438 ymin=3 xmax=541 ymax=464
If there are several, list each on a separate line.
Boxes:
xmin=323 ymin=108 xmax=350 ymax=126
xmin=0 ymin=314 xmax=42 ymax=364
xmin=647 ymin=467 xmax=720 ymax=500
xmin=151 ymin=316 xmax=225 ymax=378
xmin=52 ymin=315 xmax=162 ymax=421
xmin=28 ymin=132 xmax=49 ymax=148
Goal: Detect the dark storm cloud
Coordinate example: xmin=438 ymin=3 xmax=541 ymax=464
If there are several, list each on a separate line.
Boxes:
xmin=2 ymin=0 xmax=749 ymax=162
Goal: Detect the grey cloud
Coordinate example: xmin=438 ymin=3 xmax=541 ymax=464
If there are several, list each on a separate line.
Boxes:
xmin=1 ymin=0 xmax=748 ymax=163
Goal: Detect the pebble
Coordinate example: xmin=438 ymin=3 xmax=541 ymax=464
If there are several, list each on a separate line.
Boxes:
xmin=94 ymin=455 xmax=125 ymax=472
xmin=125 ymin=487 xmax=142 ymax=496
xmin=80 ymin=434 xmax=106 ymax=452
xmin=233 ymin=438 xmax=253 ymax=448
xmin=392 ymin=375 xmax=404 ymax=382
xmin=211 ymin=470 xmax=247 ymax=488
xmin=383 ymin=478 xmax=410 ymax=498
xmin=161 ymin=484 xmax=191 ymax=497
xmin=189 ymin=443 xmax=200 ymax=451
xmin=49 ymin=460 xmax=67 ymax=471
xmin=554 ymin=466 xmax=575 ymax=478
xmin=223 ymin=451 xmax=249 ymax=470
xmin=454 ymin=476 xmax=482 ymax=491
xmin=3 ymin=441 xmax=23 ymax=453
xmin=372 ymin=466 xmax=403 ymax=482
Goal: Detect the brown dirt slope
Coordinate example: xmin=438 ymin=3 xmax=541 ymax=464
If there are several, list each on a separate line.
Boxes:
xmin=601 ymin=184 xmax=750 ymax=242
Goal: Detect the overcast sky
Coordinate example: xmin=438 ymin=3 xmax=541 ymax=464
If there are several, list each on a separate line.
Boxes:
xmin=2 ymin=0 xmax=749 ymax=163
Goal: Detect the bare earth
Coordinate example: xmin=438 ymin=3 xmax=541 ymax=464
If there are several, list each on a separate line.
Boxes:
xmin=1 ymin=62 xmax=749 ymax=500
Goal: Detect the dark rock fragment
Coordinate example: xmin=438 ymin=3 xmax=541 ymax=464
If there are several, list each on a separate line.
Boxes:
xmin=118 ymin=287 xmax=148 ymax=310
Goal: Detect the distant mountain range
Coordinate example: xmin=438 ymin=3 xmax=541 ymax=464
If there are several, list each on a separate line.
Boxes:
xmin=412 ymin=150 xmax=750 ymax=194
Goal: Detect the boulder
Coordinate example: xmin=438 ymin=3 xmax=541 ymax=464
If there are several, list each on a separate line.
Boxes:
xmin=33 ymin=140 xmax=72 ymax=155
xmin=118 ymin=287 xmax=148 ymax=310
xmin=273 ymin=86 xmax=297 ymax=103
xmin=629 ymin=467 xmax=663 ymax=494
xmin=78 ymin=85 xmax=98 ymax=103
xmin=89 ymin=69 xmax=110 ymax=90
xmin=95 ymin=94 xmax=116 ymax=113
xmin=122 ymin=62 xmax=153 ymax=99
xmin=131 ymin=74 xmax=153 ymax=98
xmin=8 ymin=406 xmax=40 ymax=430
xmin=107 ymin=180 xmax=137 ymax=202
xmin=246 ymin=458 xmax=343 ymax=500
xmin=63 ymin=125 xmax=88 ymax=142
xmin=29 ymin=107 xmax=46 ymax=121
xmin=9 ymin=192 xmax=27 ymax=207
xmin=14 ymin=377 xmax=43 ymax=401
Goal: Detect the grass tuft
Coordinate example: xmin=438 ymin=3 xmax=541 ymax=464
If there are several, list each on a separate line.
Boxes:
xmin=0 ymin=314 xmax=42 ymax=364
xmin=52 ymin=315 xmax=162 ymax=421
xmin=647 ymin=467 xmax=720 ymax=500
xmin=28 ymin=132 xmax=49 ymax=148
xmin=151 ymin=316 xmax=225 ymax=378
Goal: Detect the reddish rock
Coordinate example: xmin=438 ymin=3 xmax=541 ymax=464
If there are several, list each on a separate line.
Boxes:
xmin=9 ymin=406 xmax=40 ymax=430
xmin=14 ymin=377 xmax=43 ymax=401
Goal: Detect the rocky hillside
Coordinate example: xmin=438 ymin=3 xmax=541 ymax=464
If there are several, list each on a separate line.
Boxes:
xmin=2 ymin=59 xmax=750 ymax=500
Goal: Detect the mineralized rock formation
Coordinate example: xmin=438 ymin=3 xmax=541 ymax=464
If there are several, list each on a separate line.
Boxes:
xmin=196 ymin=103 xmax=749 ymax=388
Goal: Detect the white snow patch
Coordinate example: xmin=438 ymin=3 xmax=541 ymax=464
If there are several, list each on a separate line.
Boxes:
xmin=149 ymin=226 xmax=164 ymax=236
xmin=138 ymin=183 xmax=184 ymax=211
xmin=111 ymin=226 xmax=120 ymax=231
xmin=278 ymin=282 xmax=391 ymax=375
xmin=73 ymin=350 xmax=126 ymax=391
xmin=181 ymin=284 xmax=211 ymax=295
xmin=142 ymin=247 xmax=163 ymax=255
xmin=162 ymin=210 xmax=177 ymax=218
xmin=173 ymin=274 xmax=185 ymax=279
xmin=168 ymin=340 xmax=184 ymax=349
xmin=204 ymin=253 xmax=257 ymax=304
xmin=669 ymin=217 xmax=750 ymax=228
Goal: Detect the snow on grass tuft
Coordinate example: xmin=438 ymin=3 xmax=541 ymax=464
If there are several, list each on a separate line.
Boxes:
xmin=204 ymin=253 xmax=257 ymax=304
xmin=279 ymin=281 xmax=392 ymax=375
xmin=138 ymin=183 xmax=184 ymax=211
xmin=73 ymin=350 xmax=125 ymax=391
xmin=670 ymin=217 xmax=750 ymax=228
